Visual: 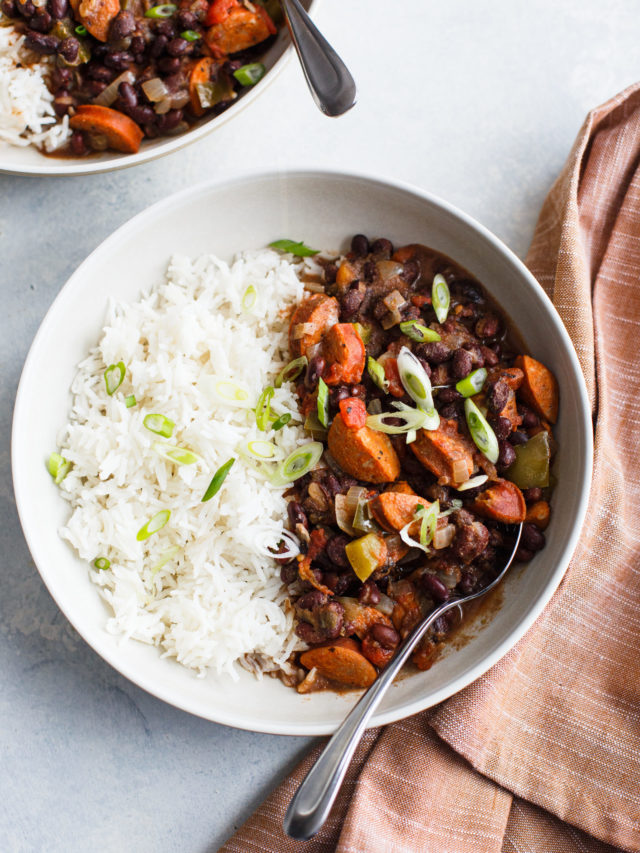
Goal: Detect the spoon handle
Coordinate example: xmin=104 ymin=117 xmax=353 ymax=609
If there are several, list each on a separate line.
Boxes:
xmin=283 ymin=599 xmax=454 ymax=841
xmin=279 ymin=0 xmax=356 ymax=116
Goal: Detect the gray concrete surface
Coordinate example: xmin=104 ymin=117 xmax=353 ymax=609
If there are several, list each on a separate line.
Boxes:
xmin=1 ymin=1 xmax=637 ymax=850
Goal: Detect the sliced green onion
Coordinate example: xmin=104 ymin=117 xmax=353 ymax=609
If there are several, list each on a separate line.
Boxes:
xmin=406 ymin=428 xmax=417 ymax=444
xmin=256 ymin=386 xmax=275 ymax=431
xmin=366 ymin=402 xmax=431 ymax=435
xmin=180 ymin=29 xmax=201 ymax=41
xmin=456 ymin=474 xmax=489 ymax=492
xmin=399 ymin=321 xmax=442 ymax=343
xmin=455 ymin=367 xmax=488 ymax=398
xmin=144 ymin=413 xmax=175 ymax=437
xmin=125 ymin=394 xmax=137 ymax=408
xmin=367 ymin=356 xmax=389 ymax=393
xmin=151 ymin=545 xmax=180 ymax=575
xmin=144 ymin=3 xmax=176 ymax=17
xmin=432 ymin=274 xmax=450 ymax=324
xmin=241 ymin=440 xmax=284 ymax=461
xmin=94 ymin=557 xmax=111 ymax=570
xmin=48 ymin=452 xmax=71 ymax=484
xmin=274 ymin=441 xmax=324 ymax=484
xmin=396 ymin=347 xmax=438 ymax=426
xmin=104 ymin=361 xmax=125 ymax=395
xmin=419 ymin=500 xmax=439 ymax=549
xmin=136 ymin=509 xmax=171 ymax=541
xmin=74 ymin=24 xmax=87 ymax=35
xmin=269 ymin=239 xmax=319 ymax=257
xmin=317 ymin=378 xmax=329 ymax=428
xmin=275 ymin=356 xmax=307 ymax=388
xmin=272 ymin=412 xmax=292 ymax=431
xmin=353 ymin=322 xmax=371 ymax=344
xmin=212 ymin=379 xmax=252 ymax=408
xmin=152 ymin=442 xmax=200 ymax=465
xmin=464 ymin=398 xmax=499 ymax=463
xmin=233 ymin=62 xmax=266 ymax=86
xmin=202 ymin=458 xmax=235 ymax=502
xmin=241 ymin=284 xmax=257 ymax=310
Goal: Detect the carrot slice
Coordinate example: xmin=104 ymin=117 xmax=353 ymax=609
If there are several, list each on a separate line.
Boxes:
xmin=514 ymin=355 xmax=559 ymax=423
xmin=525 ymin=500 xmax=551 ymax=530
xmin=299 ymin=640 xmax=377 ymax=688
xmin=69 ymin=106 xmax=143 ymax=153
xmin=471 ymin=478 xmax=526 ymax=523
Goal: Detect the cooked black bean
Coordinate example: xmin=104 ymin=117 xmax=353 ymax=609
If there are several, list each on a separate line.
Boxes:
xmin=25 ymin=31 xmax=59 ymax=53
xmin=489 ymin=415 xmax=511 ymax=441
xmin=86 ymin=63 xmax=114 ymax=82
xmin=150 ymin=33 xmax=168 ymax=58
xmin=475 ymin=313 xmax=500 ymax=339
xmin=340 ymin=286 xmax=364 ymax=319
xmin=509 ymin=430 xmax=529 ymax=446
xmin=523 ymin=487 xmax=543 ymax=503
xmin=58 ymin=36 xmax=79 ymax=64
xmin=370 ymin=623 xmax=400 ymax=649
xmin=358 ymin=580 xmax=380 ymax=606
xmin=16 ymin=0 xmax=35 ymax=16
xmin=156 ymin=109 xmax=183 ymax=131
xmin=51 ymin=66 xmax=72 ymax=89
xmin=280 ymin=563 xmax=298 ymax=585
xmin=305 ymin=355 xmax=325 ymax=389
xmin=158 ymin=55 xmax=180 ymax=73
xmin=486 ymin=379 xmax=510 ymax=413
xmin=49 ymin=0 xmax=67 ymax=17
xmin=287 ymin=501 xmax=308 ymax=531
xmin=363 ymin=260 xmax=377 ymax=281
xmin=480 ymin=345 xmax=499 ymax=366
xmin=330 ymin=386 xmax=350 ymax=408
xmin=514 ymin=546 xmax=534 ymax=563
xmin=118 ymin=81 xmax=137 ymax=108
xmin=323 ymin=262 xmax=337 ymax=285
xmin=53 ymin=90 xmax=73 ymax=116
xmin=349 ymin=384 xmax=366 ymax=399
xmin=400 ymin=259 xmax=419 ymax=285
xmin=104 ymin=51 xmax=133 ymax=71
xmin=519 ymin=405 xmax=539 ymax=429
xmin=370 ymin=237 xmax=393 ymax=257
xmin=451 ymin=348 xmax=473 ymax=379
xmin=497 ymin=440 xmax=516 ymax=469
xmin=154 ymin=19 xmax=176 ymax=37
xmin=176 ymin=8 xmax=197 ymax=28
xmin=521 ymin=523 xmax=545 ymax=552
xmin=416 ymin=341 xmax=451 ymax=364
xmin=438 ymin=387 xmax=461 ymax=404
xmin=29 ymin=11 xmax=51 ymax=31
xmin=126 ymin=104 xmax=155 ymax=125
xmin=167 ymin=36 xmax=188 ymax=56
xmin=440 ymin=403 xmax=461 ymax=420
xmin=350 ymin=234 xmax=369 ymax=256
xmin=420 ymin=573 xmax=449 ymax=602
xmin=1 ymin=0 xmax=16 ymax=16
xmin=130 ymin=34 xmax=145 ymax=54
xmin=326 ymin=535 xmax=349 ymax=568
xmin=109 ymin=10 xmax=136 ymax=40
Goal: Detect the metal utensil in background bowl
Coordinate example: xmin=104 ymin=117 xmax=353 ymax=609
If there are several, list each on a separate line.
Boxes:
xmin=11 ymin=170 xmax=592 ymax=734
xmin=0 ymin=0 xmax=317 ymax=177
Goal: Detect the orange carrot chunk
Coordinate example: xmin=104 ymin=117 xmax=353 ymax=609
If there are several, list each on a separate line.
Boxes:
xmin=299 ymin=640 xmax=377 ymax=689
xmin=514 ymin=355 xmax=559 ymax=424
xmin=69 ymin=106 xmax=143 ymax=153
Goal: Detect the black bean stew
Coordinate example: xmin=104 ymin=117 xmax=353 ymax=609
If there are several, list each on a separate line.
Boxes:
xmin=1 ymin=0 xmax=280 ymax=154
xmin=278 ymin=235 xmax=559 ymax=693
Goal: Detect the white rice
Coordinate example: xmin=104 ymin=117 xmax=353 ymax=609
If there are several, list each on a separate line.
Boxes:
xmin=57 ymin=248 xmax=317 ymax=679
xmin=0 ymin=19 xmax=71 ymax=151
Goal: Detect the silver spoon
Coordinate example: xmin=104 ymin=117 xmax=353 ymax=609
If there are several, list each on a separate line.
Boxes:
xmin=279 ymin=0 xmax=356 ymax=116
xmin=284 ymin=523 xmax=523 ymax=840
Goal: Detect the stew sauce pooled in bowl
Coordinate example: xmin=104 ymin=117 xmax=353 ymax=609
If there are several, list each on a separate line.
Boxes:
xmin=278 ymin=234 xmax=558 ymax=694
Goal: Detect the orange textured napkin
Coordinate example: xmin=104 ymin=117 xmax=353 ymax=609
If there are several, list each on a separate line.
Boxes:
xmin=220 ymin=82 xmax=640 ymax=853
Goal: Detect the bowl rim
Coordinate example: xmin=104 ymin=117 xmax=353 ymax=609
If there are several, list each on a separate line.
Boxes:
xmin=11 ymin=168 xmax=594 ymax=734
xmin=0 ymin=0 xmax=318 ymax=177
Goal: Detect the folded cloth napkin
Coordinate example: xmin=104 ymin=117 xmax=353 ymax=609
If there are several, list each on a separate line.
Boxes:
xmin=220 ymin=82 xmax=640 ymax=853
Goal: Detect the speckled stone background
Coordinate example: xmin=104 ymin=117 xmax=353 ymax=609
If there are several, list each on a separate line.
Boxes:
xmin=1 ymin=2 xmax=637 ymax=850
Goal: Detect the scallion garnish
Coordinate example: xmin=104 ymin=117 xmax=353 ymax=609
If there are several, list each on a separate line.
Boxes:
xmin=104 ymin=361 xmax=125 ymax=395
xmin=241 ymin=284 xmax=257 ymax=311
xmin=180 ymin=29 xmax=201 ymax=41
xmin=455 ymin=367 xmax=487 ymax=398
xmin=136 ymin=509 xmax=171 ymax=541
xmin=275 ymin=356 xmax=307 ymax=388
xmin=269 ymin=239 xmax=319 ymax=257
xmin=272 ymin=412 xmax=292 ymax=431
xmin=212 ymin=379 xmax=252 ymax=408
xmin=256 ymin=386 xmax=275 ymax=431
xmin=48 ymin=452 xmax=71 ymax=484
xmin=202 ymin=458 xmax=235 ymax=502
xmin=419 ymin=500 xmax=439 ymax=549
xmin=242 ymin=440 xmax=284 ymax=461
xmin=432 ymin=274 xmax=450 ymax=324
xmin=464 ymin=398 xmax=499 ymax=463
xmin=317 ymin=378 xmax=329 ymax=428
xmin=399 ymin=321 xmax=442 ymax=343
xmin=151 ymin=545 xmax=180 ymax=575
xmin=275 ymin=441 xmax=324 ymax=483
xmin=367 ymin=356 xmax=389 ymax=393
xmin=94 ymin=557 xmax=111 ymax=570
xmin=233 ymin=62 xmax=266 ymax=86
xmin=74 ymin=24 xmax=87 ymax=35
xmin=396 ymin=347 xmax=439 ymax=428
xmin=144 ymin=3 xmax=176 ymax=17
xmin=456 ymin=474 xmax=489 ymax=492
xmin=152 ymin=442 xmax=200 ymax=465
xmin=125 ymin=394 xmax=137 ymax=408
xmin=143 ymin=413 xmax=175 ymax=438
xmin=366 ymin=401 xmax=433 ymax=435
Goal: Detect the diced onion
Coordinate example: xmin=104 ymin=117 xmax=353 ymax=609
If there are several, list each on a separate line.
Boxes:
xmin=434 ymin=523 xmax=455 ymax=550
xmin=377 ymin=261 xmax=403 ymax=281
xmin=374 ymin=592 xmax=395 ymax=616
xmin=93 ymin=71 xmax=135 ymax=107
xmin=142 ymin=77 xmax=169 ymax=102
xmin=335 ymin=494 xmax=357 ymax=536
xmin=291 ymin=322 xmax=314 ymax=340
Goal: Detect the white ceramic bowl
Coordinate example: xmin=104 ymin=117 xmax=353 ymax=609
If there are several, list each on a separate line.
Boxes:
xmin=0 ymin=2 xmax=314 ymax=177
xmin=12 ymin=170 xmax=593 ymax=734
